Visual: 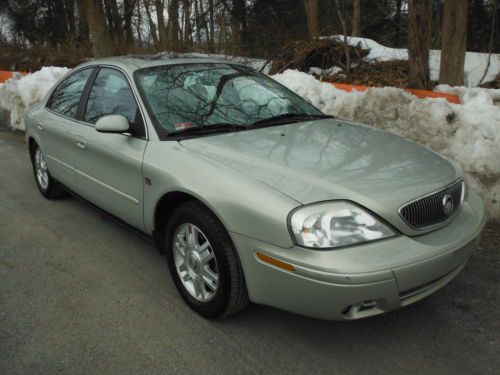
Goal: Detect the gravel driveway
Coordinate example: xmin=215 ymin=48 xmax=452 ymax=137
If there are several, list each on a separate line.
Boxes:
xmin=0 ymin=130 xmax=499 ymax=375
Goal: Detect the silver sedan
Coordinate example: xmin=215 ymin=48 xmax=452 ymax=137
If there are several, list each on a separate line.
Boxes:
xmin=25 ymin=57 xmax=485 ymax=320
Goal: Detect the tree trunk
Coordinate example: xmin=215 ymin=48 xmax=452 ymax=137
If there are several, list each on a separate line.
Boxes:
xmin=155 ymin=0 xmax=167 ymax=49
xmin=208 ymin=0 xmax=215 ymax=51
xmin=439 ymin=0 xmax=468 ymax=86
xmin=334 ymin=0 xmax=350 ymax=74
xmin=352 ymin=0 xmax=361 ymax=37
xmin=230 ymin=0 xmax=246 ymax=54
xmin=168 ymin=0 xmax=180 ymax=50
xmin=394 ymin=0 xmax=402 ymax=47
xmin=183 ymin=0 xmax=192 ymax=46
xmin=194 ymin=0 xmax=203 ymax=45
xmin=408 ymin=0 xmax=432 ymax=89
xmin=76 ymin=0 xmax=90 ymax=44
xmin=200 ymin=0 xmax=211 ymax=48
xmin=103 ymin=0 xmax=124 ymax=51
xmin=144 ymin=0 xmax=160 ymax=48
xmin=123 ymin=0 xmax=135 ymax=48
xmin=303 ymin=0 xmax=319 ymax=38
xmin=85 ymin=0 xmax=116 ymax=57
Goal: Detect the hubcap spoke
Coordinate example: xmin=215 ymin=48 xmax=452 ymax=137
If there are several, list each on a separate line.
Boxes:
xmin=201 ymin=267 xmax=218 ymax=291
xmin=193 ymin=276 xmax=205 ymax=299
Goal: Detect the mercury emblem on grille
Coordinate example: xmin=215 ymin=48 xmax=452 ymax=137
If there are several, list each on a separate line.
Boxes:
xmin=442 ymin=194 xmax=454 ymax=216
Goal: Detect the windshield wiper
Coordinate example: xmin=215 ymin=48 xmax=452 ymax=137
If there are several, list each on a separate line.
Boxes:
xmin=166 ymin=123 xmax=244 ymax=138
xmin=248 ymin=113 xmax=333 ymax=128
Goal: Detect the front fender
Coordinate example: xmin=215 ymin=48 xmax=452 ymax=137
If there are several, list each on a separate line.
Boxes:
xmin=142 ymin=141 xmax=299 ymax=249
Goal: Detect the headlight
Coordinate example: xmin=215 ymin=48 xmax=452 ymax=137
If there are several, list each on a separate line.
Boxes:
xmin=289 ymin=201 xmax=396 ymax=249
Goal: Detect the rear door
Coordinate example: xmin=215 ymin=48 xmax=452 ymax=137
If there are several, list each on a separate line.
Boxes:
xmin=42 ymin=67 xmax=95 ymax=189
xmin=72 ymin=67 xmax=147 ymax=230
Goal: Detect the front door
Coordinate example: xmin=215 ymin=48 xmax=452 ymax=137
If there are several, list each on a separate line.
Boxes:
xmin=72 ymin=67 xmax=148 ymax=230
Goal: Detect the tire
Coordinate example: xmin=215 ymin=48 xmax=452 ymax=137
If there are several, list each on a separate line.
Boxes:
xmin=30 ymin=143 xmax=66 ymax=199
xmin=165 ymin=201 xmax=249 ymax=319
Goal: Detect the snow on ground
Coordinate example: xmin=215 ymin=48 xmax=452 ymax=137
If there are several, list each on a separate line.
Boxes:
xmin=329 ymin=36 xmax=500 ymax=87
xmin=273 ymin=69 xmax=500 ymax=220
xmin=0 ymin=67 xmax=69 ymax=130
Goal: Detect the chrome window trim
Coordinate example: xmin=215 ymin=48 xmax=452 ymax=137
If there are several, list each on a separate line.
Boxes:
xmin=397 ymin=178 xmax=465 ymax=232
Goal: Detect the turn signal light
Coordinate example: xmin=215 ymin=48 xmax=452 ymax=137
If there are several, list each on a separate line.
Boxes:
xmin=256 ymin=253 xmax=294 ymax=272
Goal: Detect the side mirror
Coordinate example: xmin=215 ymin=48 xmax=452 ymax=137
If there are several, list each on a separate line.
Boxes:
xmin=95 ymin=115 xmax=130 ymax=133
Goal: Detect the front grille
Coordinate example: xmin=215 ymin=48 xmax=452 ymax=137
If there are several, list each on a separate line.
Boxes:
xmin=399 ymin=179 xmax=463 ymax=229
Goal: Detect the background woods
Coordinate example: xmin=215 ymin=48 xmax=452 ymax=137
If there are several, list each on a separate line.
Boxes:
xmin=0 ymin=0 xmax=499 ymax=88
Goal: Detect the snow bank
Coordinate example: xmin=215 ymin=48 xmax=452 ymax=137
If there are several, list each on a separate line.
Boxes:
xmin=273 ymin=69 xmax=500 ymax=220
xmin=0 ymin=67 xmax=69 ymax=130
xmin=329 ymin=36 xmax=500 ymax=87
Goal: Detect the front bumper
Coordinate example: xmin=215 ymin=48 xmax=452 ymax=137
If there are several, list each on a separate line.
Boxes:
xmin=231 ymin=191 xmax=485 ymax=320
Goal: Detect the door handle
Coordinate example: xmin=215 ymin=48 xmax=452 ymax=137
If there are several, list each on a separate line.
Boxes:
xmin=75 ymin=140 xmax=87 ymax=150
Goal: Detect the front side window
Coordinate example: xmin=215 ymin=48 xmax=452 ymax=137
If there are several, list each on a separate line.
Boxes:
xmin=84 ymin=68 xmax=144 ymax=137
xmin=47 ymin=68 xmax=93 ymax=118
xmin=135 ymin=63 xmax=323 ymax=135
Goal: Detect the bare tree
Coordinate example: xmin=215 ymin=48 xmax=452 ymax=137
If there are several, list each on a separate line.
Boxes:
xmin=408 ymin=0 xmax=432 ymax=89
xmin=334 ymin=0 xmax=350 ymax=74
xmin=303 ymin=0 xmax=319 ymax=38
xmin=85 ymin=0 xmax=116 ymax=57
xmin=439 ymin=0 xmax=468 ymax=86
xmin=168 ymin=0 xmax=181 ymax=50
xmin=76 ymin=0 xmax=89 ymax=44
xmin=103 ymin=0 xmax=124 ymax=49
xmin=479 ymin=0 xmax=497 ymax=85
xmin=394 ymin=0 xmax=402 ymax=47
xmin=208 ymin=0 xmax=215 ymax=51
xmin=144 ymin=0 xmax=160 ymax=48
xmin=183 ymin=0 xmax=192 ymax=46
xmin=123 ymin=0 xmax=136 ymax=48
xmin=155 ymin=0 xmax=168 ymax=49
xmin=352 ymin=0 xmax=361 ymax=37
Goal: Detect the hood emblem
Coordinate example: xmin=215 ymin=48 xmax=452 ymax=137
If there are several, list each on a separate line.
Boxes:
xmin=442 ymin=194 xmax=454 ymax=216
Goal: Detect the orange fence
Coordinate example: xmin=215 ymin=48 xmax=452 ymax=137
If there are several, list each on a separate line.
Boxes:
xmin=328 ymin=82 xmax=461 ymax=104
xmin=0 ymin=71 xmax=28 ymax=83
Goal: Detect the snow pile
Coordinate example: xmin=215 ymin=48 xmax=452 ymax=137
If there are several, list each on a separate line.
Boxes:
xmin=329 ymin=36 xmax=500 ymax=87
xmin=0 ymin=67 xmax=69 ymax=130
xmin=273 ymin=69 xmax=500 ymax=220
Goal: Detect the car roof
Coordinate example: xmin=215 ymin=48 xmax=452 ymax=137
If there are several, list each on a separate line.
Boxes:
xmin=75 ymin=54 xmax=249 ymax=74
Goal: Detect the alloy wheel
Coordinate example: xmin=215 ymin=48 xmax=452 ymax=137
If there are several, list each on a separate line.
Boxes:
xmin=34 ymin=147 xmax=49 ymax=190
xmin=173 ymin=223 xmax=219 ymax=302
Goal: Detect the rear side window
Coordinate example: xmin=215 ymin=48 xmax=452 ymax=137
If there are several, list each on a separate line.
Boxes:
xmin=84 ymin=68 xmax=145 ymax=138
xmin=47 ymin=68 xmax=93 ymax=118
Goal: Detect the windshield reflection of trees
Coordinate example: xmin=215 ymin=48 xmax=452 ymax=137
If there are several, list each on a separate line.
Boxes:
xmin=141 ymin=64 xmax=310 ymax=132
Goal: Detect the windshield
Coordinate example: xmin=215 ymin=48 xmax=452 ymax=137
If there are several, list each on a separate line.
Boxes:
xmin=135 ymin=63 xmax=324 ymax=135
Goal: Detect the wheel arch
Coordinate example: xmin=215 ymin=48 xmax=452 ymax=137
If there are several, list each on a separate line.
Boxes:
xmin=27 ymin=136 xmax=37 ymax=161
xmin=152 ymin=190 xmax=230 ymax=250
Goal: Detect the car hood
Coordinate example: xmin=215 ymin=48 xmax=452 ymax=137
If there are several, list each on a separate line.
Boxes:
xmin=180 ymin=118 xmax=461 ymax=235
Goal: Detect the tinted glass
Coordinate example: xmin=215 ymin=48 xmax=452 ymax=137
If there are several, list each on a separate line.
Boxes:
xmin=84 ymin=68 xmax=144 ymax=137
xmin=47 ymin=68 xmax=93 ymax=118
xmin=135 ymin=64 xmax=322 ymax=134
